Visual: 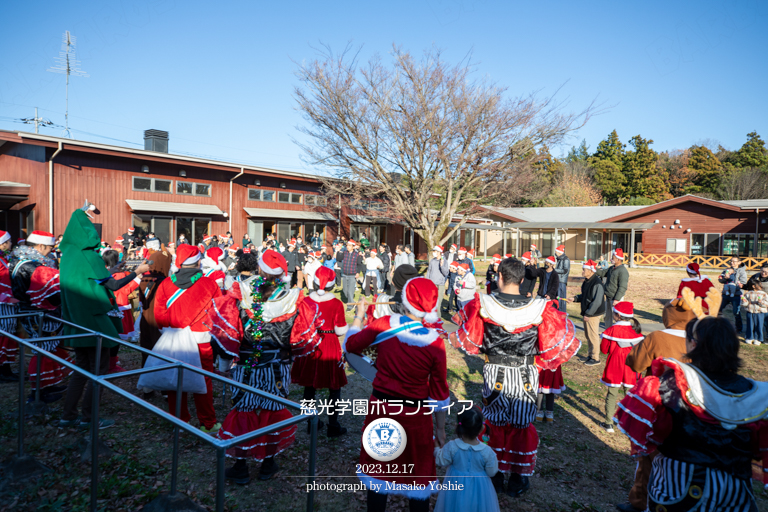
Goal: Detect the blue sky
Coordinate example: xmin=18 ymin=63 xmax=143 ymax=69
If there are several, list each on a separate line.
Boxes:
xmin=1 ymin=0 xmax=766 ymax=173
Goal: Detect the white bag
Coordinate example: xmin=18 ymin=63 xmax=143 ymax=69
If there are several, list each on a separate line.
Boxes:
xmin=137 ymin=327 xmax=208 ymax=394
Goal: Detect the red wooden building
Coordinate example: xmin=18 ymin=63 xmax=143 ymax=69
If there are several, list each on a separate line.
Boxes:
xmin=0 ymin=129 xmax=415 ymax=251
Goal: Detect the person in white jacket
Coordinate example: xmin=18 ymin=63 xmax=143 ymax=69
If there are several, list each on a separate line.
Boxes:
xmin=454 ymin=262 xmax=477 ymax=309
xmin=303 ymin=251 xmax=322 ymax=291
xmin=363 ymin=249 xmax=384 ymax=297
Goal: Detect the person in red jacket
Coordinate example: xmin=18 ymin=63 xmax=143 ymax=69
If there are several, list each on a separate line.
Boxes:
xmin=599 ymin=301 xmax=643 ymax=433
xmin=0 ymin=230 xmax=19 ymax=382
xmin=345 ymin=277 xmax=450 ymax=512
xmin=202 ymin=246 xmax=227 ymax=288
xmin=150 ymin=244 xmax=222 ymax=433
xmin=675 ymin=262 xmax=714 ymax=301
xmin=291 ymin=266 xmax=348 ymax=437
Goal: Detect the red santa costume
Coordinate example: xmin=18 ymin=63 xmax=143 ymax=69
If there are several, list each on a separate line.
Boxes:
xmin=451 ymin=277 xmax=580 ymax=495
xmin=8 ymin=231 xmax=72 ymax=390
xmin=111 ymin=271 xmax=141 ymax=339
xmin=0 ymin=230 xmax=20 ymax=377
xmin=207 ymin=250 xmax=320 ymax=482
xmin=344 ymin=277 xmax=450 ymax=502
xmin=600 ymin=302 xmax=644 ymax=389
xmin=143 ymin=244 xmax=222 ymax=431
xmin=676 ymin=263 xmax=715 ymax=301
xmin=202 ymin=246 xmax=227 ymax=288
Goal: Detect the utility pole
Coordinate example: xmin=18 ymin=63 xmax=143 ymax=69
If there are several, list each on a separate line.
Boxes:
xmin=20 ymin=107 xmax=53 ymax=133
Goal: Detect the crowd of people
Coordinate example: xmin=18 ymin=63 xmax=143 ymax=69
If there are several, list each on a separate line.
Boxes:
xmin=1 ymin=209 xmax=767 ymax=512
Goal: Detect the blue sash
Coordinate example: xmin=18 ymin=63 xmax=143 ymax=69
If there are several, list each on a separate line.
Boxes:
xmin=11 ymin=259 xmax=32 ymax=278
xmin=166 ymin=287 xmax=187 ymax=309
xmin=372 ymin=320 xmax=423 ymax=346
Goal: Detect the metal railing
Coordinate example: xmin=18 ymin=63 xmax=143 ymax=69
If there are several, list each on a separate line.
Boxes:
xmin=1 ymin=310 xmax=318 ymax=512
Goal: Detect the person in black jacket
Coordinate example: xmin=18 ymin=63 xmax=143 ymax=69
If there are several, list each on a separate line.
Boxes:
xmin=526 ymin=255 xmax=559 ymax=300
xmin=486 ymin=254 xmax=501 ymax=294
xmin=281 ymin=242 xmax=299 ymax=287
xmin=554 ymin=245 xmax=570 ymax=312
xmin=568 ymin=259 xmax=605 ymax=366
xmin=378 ymin=243 xmax=391 ymax=293
xmin=519 ymin=252 xmax=537 ymax=298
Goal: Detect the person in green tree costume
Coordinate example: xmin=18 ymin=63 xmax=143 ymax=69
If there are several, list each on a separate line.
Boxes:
xmin=59 ymin=202 xmax=149 ymax=429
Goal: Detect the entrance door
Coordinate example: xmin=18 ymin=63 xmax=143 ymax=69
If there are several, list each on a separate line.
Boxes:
xmin=152 ymin=216 xmax=172 ymax=246
xmin=247 ymin=219 xmax=263 ymax=247
xmin=611 ymin=233 xmax=629 ymax=254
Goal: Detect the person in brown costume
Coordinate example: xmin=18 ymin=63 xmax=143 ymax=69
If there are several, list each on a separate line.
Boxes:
xmin=614 ymin=292 xmax=697 ymax=512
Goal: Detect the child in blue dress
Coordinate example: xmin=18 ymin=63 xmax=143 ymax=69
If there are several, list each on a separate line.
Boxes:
xmin=434 ymin=407 xmax=500 ymax=512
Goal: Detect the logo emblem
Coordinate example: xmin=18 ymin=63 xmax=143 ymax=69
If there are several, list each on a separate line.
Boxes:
xmin=362 ymin=418 xmax=407 ymax=461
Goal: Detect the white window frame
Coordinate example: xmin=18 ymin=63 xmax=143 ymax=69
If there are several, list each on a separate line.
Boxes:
xmin=133 ymin=176 xmax=174 ymax=194
xmin=278 ymin=192 xmax=303 ymax=204
xmin=305 ymin=195 xmax=328 ymax=207
xmin=666 ymin=238 xmax=687 ymax=254
xmin=176 ymin=181 xmax=212 ymax=197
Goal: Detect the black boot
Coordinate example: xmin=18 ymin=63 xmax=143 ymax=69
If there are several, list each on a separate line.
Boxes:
xmin=491 ymin=471 xmax=505 ymax=493
xmin=326 ymin=389 xmax=347 ymax=438
xmin=506 ymin=473 xmax=530 ymax=497
xmin=225 ymin=459 xmax=250 ymax=485
xmin=0 ymin=364 xmax=18 ymax=382
xmin=258 ymin=457 xmax=280 ymax=480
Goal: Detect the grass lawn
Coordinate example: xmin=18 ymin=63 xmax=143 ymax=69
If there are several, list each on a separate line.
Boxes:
xmin=1 ymin=266 xmax=766 ymax=511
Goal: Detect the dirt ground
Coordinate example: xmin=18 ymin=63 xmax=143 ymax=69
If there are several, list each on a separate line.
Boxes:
xmin=1 ymin=267 xmax=766 ymax=511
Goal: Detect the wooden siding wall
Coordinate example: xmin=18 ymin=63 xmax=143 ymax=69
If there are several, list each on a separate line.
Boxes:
xmin=623 ymin=203 xmax=763 ymax=254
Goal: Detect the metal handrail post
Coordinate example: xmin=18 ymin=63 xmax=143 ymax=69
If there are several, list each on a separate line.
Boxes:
xmin=170 ymin=365 xmax=183 ymax=497
xmin=90 ymin=335 xmax=102 ymax=512
xmin=17 ymin=340 xmax=25 ymax=457
xmin=34 ymin=312 xmax=44 ymax=404
xmin=307 ymin=415 xmax=318 ymax=512
xmin=216 ymin=447 xmax=225 ymax=512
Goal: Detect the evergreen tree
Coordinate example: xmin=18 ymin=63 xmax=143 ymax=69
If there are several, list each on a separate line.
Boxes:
xmin=733 ymin=131 xmax=768 ymax=169
xmin=533 ymin=144 xmax=565 ymax=185
xmin=623 ymin=135 xmax=668 ymax=201
xmin=565 ymin=139 xmax=590 ymax=163
xmin=590 ymin=130 xmax=627 ymax=204
xmin=688 ymin=145 xmax=723 ymax=194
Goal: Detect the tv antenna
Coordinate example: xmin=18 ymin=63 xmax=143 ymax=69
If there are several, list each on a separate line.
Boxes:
xmin=48 ymin=31 xmax=89 ymax=138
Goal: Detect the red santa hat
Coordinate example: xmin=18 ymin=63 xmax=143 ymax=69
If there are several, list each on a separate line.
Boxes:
xmin=288 ymin=238 xmax=297 ymax=247
xmin=505 ymin=253 xmax=512 ymax=258
xmin=458 ymin=246 xmax=467 ymax=254
xmin=545 ymin=255 xmax=556 ymax=265
xmin=203 ymin=235 xmax=212 ymax=242
xmin=176 ymin=244 xmax=202 ymax=266
xmin=229 ymin=245 xmax=239 ymax=251
xmin=259 ymin=250 xmax=290 ymax=282
xmin=582 ymin=259 xmax=597 ymax=271
xmin=0 ymin=230 xmax=10 ymax=244
xmin=492 ymin=253 xmax=501 ymax=262
xmin=686 ymin=262 xmax=700 ymax=277
xmin=27 ymin=230 xmax=56 ymax=246
xmin=313 ymin=266 xmax=336 ymax=295
xmin=530 ymin=244 xmax=537 ymax=250
xmin=468 ymin=249 xmax=475 ymax=257
xmin=402 ymin=277 xmax=440 ymax=324
xmin=128 ymin=227 xmax=135 ymax=233
xmin=115 ymin=237 xmax=124 ymax=244
xmin=347 ymin=239 xmax=356 ymax=245
xmin=613 ymin=248 xmax=624 ymax=259
xmin=613 ymin=301 xmax=634 ymax=318
xmin=458 ymin=262 xmax=470 ymax=271
xmin=555 ymin=245 xmax=565 ymax=254
xmin=206 ymin=247 xmax=225 ymax=262
xmin=449 ymin=260 xmax=459 ymax=269
xmin=521 ymin=251 xmax=532 ymax=262
xmin=450 ymin=244 xmax=457 ymax=251
xmin=433 ymin=245 xmax=444 ymax=253
xmin=168 ymin=242 xmax=175 ymax=248
xmin=17 ymin=239 xmax=25 ymax=245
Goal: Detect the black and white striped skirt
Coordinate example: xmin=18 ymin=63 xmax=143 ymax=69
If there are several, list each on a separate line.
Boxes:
xmin=482 ymin=363 xmax=539 ymax=428
xmin=230 ymin=362 xmax=292 ymax=412
xmin=648 ymin=454 xmax=757 ymax=512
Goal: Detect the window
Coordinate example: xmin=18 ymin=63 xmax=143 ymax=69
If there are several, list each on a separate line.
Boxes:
xmin=262 ymin=190 xmax=275 ymax=202
xmin=723 ymin=234 xmax=753 ymax=257
xmin=305 ymin=224 xmax=326 ymax=246
xmin=154 ymin=179 xmax=172 ymax=193
xmin=177 ymin=182 xmax=194 ymax=195
xmin=177 ymin=181 xmax=211 ymax=196
xmin=133 ymin=176 xmax=173 ymax=194
xmin=666 ymin=238 xmax=687 ymax=254
xmin=758 ymin=234 xmax=768 ymax=258
xmin=248 ymin=189 xmax=261 ymax=201
xmin=278 ymin=192 xmax=303 ymax=204
xmin=691 ymin=233 xmax=722 ymax=256
xmin=305 ymin=195 xmax=328 ymax=207
xmin=369 ymin=201 xmax=385 ymax=212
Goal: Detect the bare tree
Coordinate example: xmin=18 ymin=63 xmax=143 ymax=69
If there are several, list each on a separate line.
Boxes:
xmin=719 ymin=168 xmax=768 ymax=200
xmin=293 ymin=44 xmax=597 ymax=249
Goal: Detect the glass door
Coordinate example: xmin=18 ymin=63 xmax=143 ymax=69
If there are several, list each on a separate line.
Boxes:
xmin=193 ymin=218 xmax=210 ymax=245
xmin=611 ymin=233 xmax=629 ymax=254
xmin=587 ymin=231 xmax=603 ymax=260
xmin=177 ymin=217 xmax=192 ymax=244
xmin=277 ymin=223 xmax=291 ymax=246
xmin=152 ymin=216 xmax=172 ymax=246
